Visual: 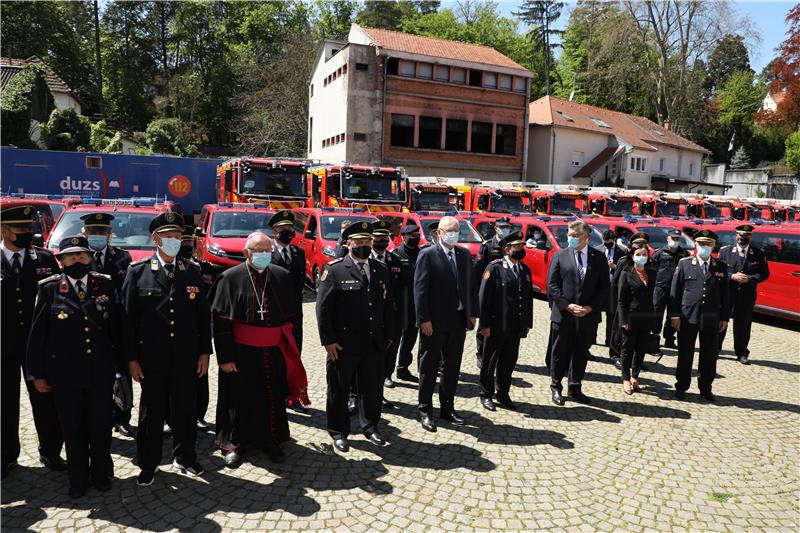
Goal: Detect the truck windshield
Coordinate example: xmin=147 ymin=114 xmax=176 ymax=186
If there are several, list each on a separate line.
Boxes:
xmin=704 ymin=205 xmax=722 ymax=218
xmin=210 ymin=212 xmax=273 ymax=237
xmin=605 ymin=199 xmax=635 ymax=217
xmin=655 ymin=202 xmax=682 ymax=217
xmin=412 ymin=192 xmax=453 ymax=211
xmin=550 ymin=197 xmax=582 ymax=216
xmin=492 ymin=195 xmax=526 ymax=213
xmin=342 ymin=172 xmax=404 ymax=202
xmin=731 ymin=207 xmax=747 ymax=220
xmin=419 ymin=219 xmax=483 ymax=243
xmin=320 ymin=215 xmax=377 ymax=241
xmin=240 ymin=167 xmax=306 ymax=198
xmin=48 ymin=211 xmax=156 ymax=250
xmin=637 ymin=226 xmax=694 ymax=251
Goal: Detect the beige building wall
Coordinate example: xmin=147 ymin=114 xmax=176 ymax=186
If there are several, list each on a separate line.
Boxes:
xmin=308 ymin=41 xmax=351 ymax=164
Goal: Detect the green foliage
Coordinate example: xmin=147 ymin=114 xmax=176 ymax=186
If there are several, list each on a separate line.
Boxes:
xmin=785 ymin=129 xmax=800 ymax=172
xmin=144 ymin=118 xmax=199 ymax=157
xmin=356 ymin=1 xmax=420 ymax=29
xmin=0 ymin=63 xmax=55 ymax=148
xmin=514 ymin=1 xmax=564 ymax=95
xmin=41 ymin=107 xmax=91 ymax=151
xmin=89 ymin=120 xmax=123 ymax=153
xmin=312 ymin=0 xmax=359 ymax=39
xmin=706 ymin=34 xmax=752 ymax=94
xmin=729 ymin=146 xmax=751 ymax=169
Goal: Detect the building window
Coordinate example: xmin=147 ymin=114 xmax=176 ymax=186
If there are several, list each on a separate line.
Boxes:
xmin=659 ymin=158 xmax=665 ymax=172
xmin=689 ymin=162 xmax=694 ymax=176
xmin=498 ymin=74 xmax=512 ymax=90
xmin=471 ymin=121 xmax=492 ymax=153
xmin=417 ymin=62 xmax=433 ymax=80
xmin=354 ymin=132 xmax=367 ymax=142
xmin=446 ymin=119 xmax=467 ymax=151
xmin=630 ymin=156 xmax=646 ymax=172
xmin=556 ymin=110 xmax=574 ymax=122
xmin=483 ymin=72 xmax=497 ymax=89
xmin=391 ymin=114 xmax=415 ymax=147
xmin=399 ymin=60 xmax=415 ymax=77
xmin=435 ymin=65 xmax=449 ymax=81
xmin=308 ymin=117 xmax=313 ymax=152
xmin=468 ymin=70 xmax=482 ymax=87
xmin=590 ymin=117 xmax=611 ymax=129
xmin=419 ymin=116 xmax=442 ymax=150
xmin=495 ymin=124 xmax=516 ymax=156
xmin=571 ymin=150 xmax=584 ymax=167
xmin=387 ymin=58 xmax=398 ymax=75
xmin=513 ymin=77 xmax=526 ymax=92
xmin=356 ymin=62 xmax=368 ymax=71
xmin=451 ymin=67 xmax=466 ymax=84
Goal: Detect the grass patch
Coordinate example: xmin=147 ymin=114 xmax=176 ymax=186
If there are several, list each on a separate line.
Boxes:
xmin=710 ymin=491 xmax=734 ymax=503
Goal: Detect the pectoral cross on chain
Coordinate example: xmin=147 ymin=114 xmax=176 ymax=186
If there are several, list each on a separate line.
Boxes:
xmin=257 ymin=306 xmax=267 ymax=320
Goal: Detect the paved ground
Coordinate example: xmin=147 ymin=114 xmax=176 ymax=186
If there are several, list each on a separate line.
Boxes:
xmin=2 ymin=297 xmax=799 ymax=532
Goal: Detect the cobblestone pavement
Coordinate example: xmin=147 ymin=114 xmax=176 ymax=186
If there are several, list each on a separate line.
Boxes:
xmin=2 ymin=297 xmax=799 ymax=531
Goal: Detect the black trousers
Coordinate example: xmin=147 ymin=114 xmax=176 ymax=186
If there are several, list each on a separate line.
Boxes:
xmin=653 ymin=287 xmax=676 ymax=343
xmin=291 ymin=316 xmax=303 ymax=354
xmin=549 ymin=316 xmax=594 ymax=392
xmin=676 ymin=320 xmax=719 ymax=394
xmin=718 ymin=294 xmax=755 ymax=358
xmin=418 ymin=313 xmax=467 ymax=417
xmin=112 ymin=374 xmax=133 ymax=426
xmin=475 ymin=330 xmax=485 ymax=367
xmin=54 ymin=384 xmax=113 ymax=490
xmin=479 ymin=329 xmax=521 ymax=399
xmin=620 ymin=325 xmax=648 ymax=380
xmin=197 ymin=373 xmax=209 ymax=421
xmin=396 ymin=325 xmax=418 ymax=372
xmin=326 ymin=347 xmax=383 ymax=439
xmin=135 ymin=360 xmax=198 ymax=471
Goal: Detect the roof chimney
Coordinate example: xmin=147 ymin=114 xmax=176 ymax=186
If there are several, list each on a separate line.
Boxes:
xmin=663 ymin=121 xmax=671 ymax=131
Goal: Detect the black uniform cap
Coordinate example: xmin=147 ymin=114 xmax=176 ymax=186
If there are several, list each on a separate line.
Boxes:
xmin=80 ymin=212 xmax=115 ymax=228
xmin=56 ymin=235 xmax=92 ymax=255
xmin=372 ymin=220 xmax=392 ymax=236
xmin=495 ymin=217 xmax=512 ymax=228
xmin=1 ymin=205 xmax=35 ymax=228
xmin=694 ymin=229 xmax=718 ymax=243
xmin=666 ymin=229 xmax=681 ymax=238
xmin=401 ymin=224 xmax=420 ymax=235
xmin=181 ymin=225 xmax=195 ymax=242
xmin=342 ymin=220 xmax=373 ymax=240
xmin=735 ymin=224 xmax=755 ymax=233
xmin=268 ymin=210 xmax=294 ymax=229
xmin=428 ymin=221 xmax=439 ymax=231
xmin=149 ymin=211 xmax=184 ymax=233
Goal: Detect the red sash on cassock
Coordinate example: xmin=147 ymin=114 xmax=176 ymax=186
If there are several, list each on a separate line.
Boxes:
xmin=232 ymin=322 xmax=311 ymax=406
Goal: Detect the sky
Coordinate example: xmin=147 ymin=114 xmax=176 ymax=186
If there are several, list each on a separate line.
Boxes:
xmin=441 ymin=0 xmax=793 ymax=74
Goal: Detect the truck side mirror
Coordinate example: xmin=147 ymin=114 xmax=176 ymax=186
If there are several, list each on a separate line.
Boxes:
xmin=536 ymin=240 xmax=548 ymax=250
xmin=304 ymin=229 xmax=314 ymax=239
xmin=194 ymin=227 xmax=206 ymax=238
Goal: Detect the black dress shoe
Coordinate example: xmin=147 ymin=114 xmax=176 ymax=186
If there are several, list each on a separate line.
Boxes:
xmin=480 ymin=397 xmax=496 ymax=411
xmin=114 ymin=422 xmax=135 ymax=438
xmin=333 ymin=438 xmax=349 ymax=452
xmin=39 ymin=455 xmax=67 ymax=471
xmin=381 ymin=398 xmax=396 ymax=409
xmin=674 ymin=389 xmax=685 ymax=400
xmin=701 ymin=391 xmax=716 ymax=402
xmin=738 ymin=355 xmax=750 ymax=365
xmin=569 ymin=390 xmax=592 ymax=404
xmin=196 ymin=418 xmax=210 ymax=429
xmin=69 ymin=485 xmax=87 ymax=499
xmin=420 ymin=415 xmax=437 ymax=432
xmin=347 ymin=396 xmax=357 ymax=416
xmin=613 ymin=358 xmax=623 ymax=370
xmin=639 ymin=362 xmax=649 ymax=372
xmin=496 ymin=395 xmax=517 ymax=411
xmin=440 ymin=412 xmax=465 ymax=425
xmin=364 ymin=431 xmax=386 ymax=446
xmin=395 ymin=369 xmax=418 ymax=383
xmin=173 ymin=459 xmax=205 ymax=476
xmin=92 ymin=476 xmax=112 ymax=492
xmin=265 ymin=447 xmax=286 ymax=463
xmin=551 ymin=390 xmax=565 ymax=406
xmin=383 ymin=377 xmax=395 ymax=388
xmin=224 ymin=450 xmax=242 ymax=468
xmin=587 ymin=353 xmax=597 ymax=362
xmin=136 ymin=468 xmax=156 ymax=486
xmin=664 ymin=339 xmax=677 ymax=349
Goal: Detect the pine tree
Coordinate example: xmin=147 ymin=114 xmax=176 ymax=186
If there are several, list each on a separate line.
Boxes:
xmin=514 ymin=0 xmax=564 ymax=95
xmin=729 ymin=146 xmax=751 ymax=169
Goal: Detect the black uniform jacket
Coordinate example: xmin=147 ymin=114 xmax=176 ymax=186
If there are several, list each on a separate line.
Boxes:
xmin=717 ymin=245 xmax=769 ymax=302
xmin=616 ymin=265 xmax=659 ymax=330
xmin=92 ymin=245 xmax=131 ymax=296
xmin=316 ymin=255 xmax=394 ymax=352
xmin=271 ymin=243 xmax=306 ymax=310
xmin=478 ymin=258 xmax=533 ymax=337
xmin=474 ymin=236 xmax=503 ymax=276
xmin=26 ymin=272 xmax=122 ymax=390
xmin=392 ymin=244 xmax=419 ymax=326
xmin=547 ymin=246 xmax=609 ymax=324
xmin=122 ymin=254 xmax=212 ymax=371
xmin=651 ymin=246 xmax=690 ymax=290
xmin=413 ymin=243 xmax=479 ymax=329
xmin=669 ymin=256 xmax=730 ymax=326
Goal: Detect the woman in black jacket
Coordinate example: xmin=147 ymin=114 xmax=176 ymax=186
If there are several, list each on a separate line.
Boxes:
xmin=617 ymin=242 xmax=659 ymax=395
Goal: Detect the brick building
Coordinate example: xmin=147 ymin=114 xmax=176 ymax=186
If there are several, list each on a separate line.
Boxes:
xmin=307 ymin=24 xmax=533 ymax=180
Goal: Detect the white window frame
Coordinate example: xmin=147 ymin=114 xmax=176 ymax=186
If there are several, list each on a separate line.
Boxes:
xmin=398 ymin=60 xmax=415 ymax=77
xmin=630 ymin=156 xmax=647 ymax=172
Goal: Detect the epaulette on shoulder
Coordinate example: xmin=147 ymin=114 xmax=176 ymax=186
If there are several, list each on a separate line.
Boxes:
xmin=327 ymin=258 xmax=343 ymax=266
xmin=38 ymin=274 xmax=60 ymax=285
xmin=90 ymin=272 xmax=112 ymax=280
xmin=489 ymin=258 xmax=504 ymax=265
xmin=679 ymin=256 xmax=693 ymax=262
xmin=719 ymin=245 xmax=732 ymax=252
xmin=482 ymin=239 xmax=492 ymax=246
xmin=130 ymin=257 xmax=149 ymax=266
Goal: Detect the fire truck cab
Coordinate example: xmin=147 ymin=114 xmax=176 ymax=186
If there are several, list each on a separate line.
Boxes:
xmin=531 ymin=189 xmax=587 ymax=216
xmin=217 ymin=157 xmax=309 ymax=209
xmin=704 ymin=196 xmax=758 ymax=221
xmin=309 ymin=164 xmax=408 ymax=213
xmin=466 ymin=184 xmax=533 ymax=214
xmin=408 ymin=182 xmax=463 ymax=212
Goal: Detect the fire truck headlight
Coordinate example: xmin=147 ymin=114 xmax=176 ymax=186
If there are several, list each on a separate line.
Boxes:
xmin=208 ymin=243 xmax=227 ymax=257
xmin=322 ymin=245 xmax=336 ymax=257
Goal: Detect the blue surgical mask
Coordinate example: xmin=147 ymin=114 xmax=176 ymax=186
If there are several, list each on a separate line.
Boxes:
xmin=667 ymin=239 xmax=680 ymax=250
xmin=696 ymin=244 xmax=713 ymax=258
xmin=633 ymin=255 xmax=648 ymax=267
xmin=497 ymin=228 xmax=511 ymax=238
xmin=87 ymin=235 xmax=108 ymax=251
xmin=567 ymin=236 xmax=580 ymax=249
xmin=443 ymin=231 xmax=459 ymax=246
xmin=159 ymin=237 xmax=181 ymax=257
xmin=251 ymin=251 xmax=271 ymax=270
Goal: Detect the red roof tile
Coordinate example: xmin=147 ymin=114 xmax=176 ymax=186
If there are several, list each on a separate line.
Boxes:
xmin=356 ymin=25 xmax=530 ymax=74
xmin=0 ymin=56 xmax=73 ymax=94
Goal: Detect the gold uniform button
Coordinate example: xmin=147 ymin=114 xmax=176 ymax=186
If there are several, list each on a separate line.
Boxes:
xmin=86 ymin=349 xmax=92 ymax=354
xmin=84 ymin=327 xmax=90 ymax=332
xmin=170 ymin=321 xmax=175 ymax=325
xmin=17 ymin=299 xmax=22 ymax=303
xmin=18 ymin=321 xmax=24 ymax=326
xmin=169 ymin=297 xmax=173 ymax=302
xmin=170 ymin=333 xmax=175 ymax=337
xmin=85 ymin=339 xmax=91 ymax=344
xmin=170 ymin=309 xmax=175 ymax=314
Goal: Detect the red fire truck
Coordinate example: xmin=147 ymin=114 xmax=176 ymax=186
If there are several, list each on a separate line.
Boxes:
xmin=456 ymin=184 xmax=533 ymax=214
xmin=408 ymin=183 xmax=463 ymax=212
xmin=216 ymin=157 xmax=309 ymax=209
xmin=308 ymin=164 xmax=408 ymax=213
xmin=587 ymin=191 xmax=644 ymax=217
xmin=531 ymin=190 xmax=587 ymax=216
xmin=704 ymin=197 xmax=759 ymax=220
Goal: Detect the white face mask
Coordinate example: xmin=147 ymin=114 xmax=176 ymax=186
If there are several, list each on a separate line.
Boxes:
xmin=442 ymin=230 xmax=459 ymax=246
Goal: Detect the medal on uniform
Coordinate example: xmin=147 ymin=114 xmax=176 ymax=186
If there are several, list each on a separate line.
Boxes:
xmin=57 ymin=311 xmax=68 ymax=320
xmin=77 ymin=290 xmax=86 ymax=301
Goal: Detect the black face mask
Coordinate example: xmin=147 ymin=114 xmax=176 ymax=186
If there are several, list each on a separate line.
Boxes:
xmin=352 ymin=245 xmax=371 ymax=260
xmin=406 ymin=236 xmax=420 ymax=248
xmin=63 ymin=262 xmax=91 ymax=279
xmin=604 ymin=241 xmax=614 ymax=248
xmin=511 ymin=249 xmax=526 ymax=261
xmin=736 ymin=236 xmax=751 ymax=246
xmin=277 ymin=229 xmax=295 ymax=245
xmin=372 ymin=239 xmax=389 ymax=252
xmin=178 ymin=246 xmax=194 ymax=259
xmin=12 ymin=232 xmax=34 ymax=249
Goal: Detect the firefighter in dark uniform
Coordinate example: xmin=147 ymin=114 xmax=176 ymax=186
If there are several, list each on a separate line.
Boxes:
xmin=651 ymin=229 xmax=689 ymax=350
xmin=334 ymin=220 xmax=352 ymax=259
xmin=717 ymin=224 xmax=769 ymax=365
xmin=473 ymin=217 xmax=512 ymax=368
xmin=669 ymin=229 xmax=729 ymax=401
xmin=1 ymin=205 xmax=65 ymax=478
xmin=122 ymin=212 xmax=212 ymax=486
xmin=316 ymin=221 xmax=394 ymax=453
xmin=80 ymin=212 xmax=135 ymax=438
xmin=390 ymin=224 xmax=422 ymax=383
xmin=179 ymin=225 xmax=221 ymax=428
xmin=26 ymin=235 xmax=122 ymax=498
xmin=478 ymin=231 xmax=533 ymax=411
xmin=268 ymin=211 xmax=306 ymax=354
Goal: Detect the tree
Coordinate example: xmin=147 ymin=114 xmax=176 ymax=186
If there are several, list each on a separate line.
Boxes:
xmin=729 ymin=146 xmax=750 ymax=169
xmin=41 ymin=107 xmax=91 ymax=151
xmin=89 ymin=119 xmax=123 ymax=153
xmin=785 ymin=129 xmax=800 ymax=172
xmin=356 ymin=1 xmax=419 ymax=29
xmin=717 ymin=70 xmax=764 ymax=128
xmin=144 ymin=118 xmax=198 ymax=157
xmin=514 ymin=0 xmax=564 ymax=96
xmin=764 ymin=4 xmax=800 ymax=130
xmin=706 ymin=34 xmax=752 ymax=94
xmin=312 ymin=0 xmax=359 ymax=39
xmin=0 ymin=63 xmax=54 ymax=149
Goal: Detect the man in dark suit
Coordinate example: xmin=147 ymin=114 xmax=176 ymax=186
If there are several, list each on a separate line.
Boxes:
xmin=651 ymin=229 xmax=690 ymax=350
xmin=1 ymin=205 xmax=65 ymax=479
xmin=546 ymin=220 xmax=609 ymax=406
xmin=269 ymin=211 xmax=307 ymax=355
xmin=595 ymin=229 xmax=626 ymax=350
xmin=413 ymin=216 xmax=479 ymax=432
xmin=391 ymin=224 xmax=421 ymax=383
xmin=717 ymin=224 xmax=769 ymax=365
xmin=670 ymin=229 xmax=729 ymax=401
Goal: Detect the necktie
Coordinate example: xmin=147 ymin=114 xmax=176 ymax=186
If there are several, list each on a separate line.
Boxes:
xmin=448 ymin=250 xmax=458 ymax=281
xmin=75 ymin=280 xmax=86 ymax=301
xmin=11 ymin=252 xmax=21 ymax=275
xmin=95 ymin=252 xmax=103 ymax=268
xmin=576 ymin=251 xmax=585 ymax=282
xmin=282 ymin=248 xmax=290 ymax=264
xmin=164 ymin=263 xmax=174 ymax=282
xmin=358 ymin=261 xmax=369 ymax=282
xmin=512 ymin=263 xmax=519 ymax=278
xmin=377 ymin=254 xmax=384 ymax=263
xmin=702 ymin=262 xmax=708 ymax=277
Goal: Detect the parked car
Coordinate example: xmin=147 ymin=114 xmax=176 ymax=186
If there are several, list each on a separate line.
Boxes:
xmin=195 ymin=203 xmax=275 ymax=268
xmin=751 ymin=223 xmax=800 ymax=321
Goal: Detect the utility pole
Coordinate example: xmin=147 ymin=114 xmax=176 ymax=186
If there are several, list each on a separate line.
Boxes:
xmin=93 ymin=0 xmax=104 ymax=115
